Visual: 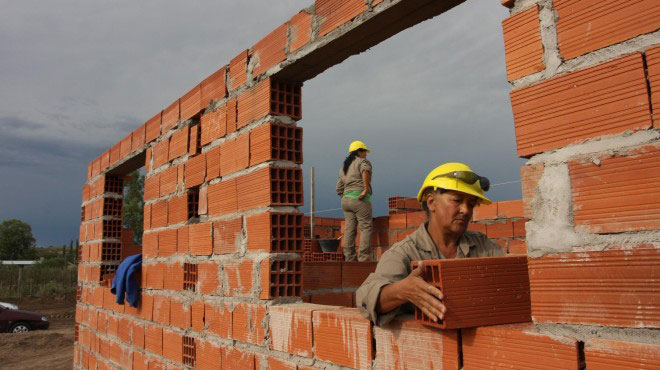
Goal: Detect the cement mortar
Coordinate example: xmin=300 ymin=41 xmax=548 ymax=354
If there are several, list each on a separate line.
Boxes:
xmin=538 ymin=0 xmax=561 ymax=77
xmin=513 ymin=30 xmax=660 ymax=89
xmin=532 ymin=323 xmax=660 ymax=346
xmin=510 ymin=0 xmax=543 ymax=15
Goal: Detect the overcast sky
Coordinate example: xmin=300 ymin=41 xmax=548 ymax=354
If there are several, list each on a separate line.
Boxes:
xmin=0 ymin=1 xmax=522 ymax=246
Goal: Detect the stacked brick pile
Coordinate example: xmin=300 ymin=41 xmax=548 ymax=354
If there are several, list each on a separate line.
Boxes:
xmin=75 ymin=0 xmax=660 ymax=368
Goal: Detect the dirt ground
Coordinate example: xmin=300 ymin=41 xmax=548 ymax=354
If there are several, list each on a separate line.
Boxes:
xmin=0 ymin=296 xmax=76 ymax=370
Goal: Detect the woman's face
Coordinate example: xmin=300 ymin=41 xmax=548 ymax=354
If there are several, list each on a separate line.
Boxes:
xmin=427 ymin=190 xmax=478 ymax=235
xmin=358 ymin=149 xmax=368 ymax=158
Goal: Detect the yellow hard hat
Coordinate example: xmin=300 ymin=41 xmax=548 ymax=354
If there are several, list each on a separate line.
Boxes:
xmin=416 ymin=162 xmax=492 ymax=205
xmin=348 ymin=140 xmax=370 ymax=154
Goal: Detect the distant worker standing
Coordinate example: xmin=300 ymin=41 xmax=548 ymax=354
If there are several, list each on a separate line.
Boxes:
xmin=336 ymin=140 xmax=373 ymax=262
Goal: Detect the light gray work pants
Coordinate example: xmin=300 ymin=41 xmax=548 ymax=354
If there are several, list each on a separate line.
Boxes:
xmin=341 ymin=197 xmax=373 ymax=262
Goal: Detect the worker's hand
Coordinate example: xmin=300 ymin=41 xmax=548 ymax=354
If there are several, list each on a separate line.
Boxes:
xmin=358 ymin=190 xmax=368 ymax=200
xmin=401 ymin=262 xmax=446 ymax=322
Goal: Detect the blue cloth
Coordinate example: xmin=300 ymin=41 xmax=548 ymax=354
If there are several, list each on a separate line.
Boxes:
xmin=111 ymin=254 xmax=142 ymax=307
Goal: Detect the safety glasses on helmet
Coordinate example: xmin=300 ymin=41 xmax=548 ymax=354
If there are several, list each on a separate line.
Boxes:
xmin=432 ymin=171 xmax=490 ymax=191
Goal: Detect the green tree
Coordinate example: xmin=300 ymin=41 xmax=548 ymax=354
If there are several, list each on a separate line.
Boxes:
xmin=123 ymin=170 xmax=145 ymax=244
xmin=0 ymin=219 xmax=37 ymax=260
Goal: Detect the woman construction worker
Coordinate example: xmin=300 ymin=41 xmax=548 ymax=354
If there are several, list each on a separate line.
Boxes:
xmin=355 ymin=162 xmax=504 ymax=326
xmin=336 ymin=140 xmax=373 ymax=262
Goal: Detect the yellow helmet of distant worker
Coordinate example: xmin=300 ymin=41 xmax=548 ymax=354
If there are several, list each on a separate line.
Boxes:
xmin=416 ymin=162 xmax=492 ymax=205
xmin=348 ymin=140 xmax=371 ymax=154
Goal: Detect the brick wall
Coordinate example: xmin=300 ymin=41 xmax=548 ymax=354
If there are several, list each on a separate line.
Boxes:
xmin=75 ymin=0 xmax=660 ymax=368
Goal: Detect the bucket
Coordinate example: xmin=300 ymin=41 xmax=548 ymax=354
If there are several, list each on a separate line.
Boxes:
xmin=318 ymin=239 xmax=340 ymax=253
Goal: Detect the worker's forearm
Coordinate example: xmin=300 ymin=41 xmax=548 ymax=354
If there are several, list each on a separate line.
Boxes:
xmin=376 ymin=280 xmax=408 ymax=314
xmin=362 ymin=171 xmax=371 ymax=193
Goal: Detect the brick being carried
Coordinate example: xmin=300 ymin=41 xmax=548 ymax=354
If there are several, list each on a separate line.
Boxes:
xmin=412 ymin=256 xmax=531 ymax=329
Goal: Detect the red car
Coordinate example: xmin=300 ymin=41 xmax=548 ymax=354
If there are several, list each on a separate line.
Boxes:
xmin=0 ymin=303 xmax=49 ymax=333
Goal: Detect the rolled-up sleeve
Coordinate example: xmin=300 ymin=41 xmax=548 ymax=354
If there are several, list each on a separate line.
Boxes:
xmin=335 ymin=174 xmax=344 ymax=197
xmin=356 ymin=248 xmax=412 ymax=326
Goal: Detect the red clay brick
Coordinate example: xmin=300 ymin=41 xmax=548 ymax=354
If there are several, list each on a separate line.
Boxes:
xmin=232 ymin=302 xmax=266 ymax=345
xmin=152 ymin=295 xmax=171 ymax=325
xmin=145 ymin=147 xmax=152 ymax=172
xmin=508 ymin=239 xmax=527 ymax=255
xmin=229 ymin=50 xmax=249 ymax=91
xmin=585 ymin=338 xmax=660 ymax=369
xmin=647 ymin=46 xmax=660 ymax=125
xmin=189 ymin=222 xmax=213 ymax=256
xmin=511 ymin=53 xmax=652 ymax=157
xmin=259 ymin=258 xmax=302 ymax=299
xmin=497 ymin=200 xmax=523 ymax=218
xmin=289 ymin=11 xmax=312 ymax=52
xmin=222 ymin=347 xmax=255 ymax=370
xmin=502 ymin=6 xmax=544 ymax=81
xmin=189 ymin=123 xmax=199 ymax=155
xmin=316 ymin=0 xmax=368 ymax=36
xmin=520 ymin=163 xmax=543 ymax=219
xmin=252 ymin=22 xmax=288 ymax=77
xmin=150 ymin=200 xmax=168 ymax=229
xmin=226 ymin=98 xmax=237 ymax=134
xmin=191 ymin=300 xmax=205 ymax=333
xmin=159 ymin=167 xmax=177 ymax=197
xmin=342 ymin=261 xmax=377 ymax=288
xmin=555 ymin=0 xmax=660 ymax=60
xmin=246 ymin=212 xmax=303 ymax=253
xmin=164 ymin=263 xmax=184 ymax=291
xmin=132 ymin=123 xmax=146 ymax=152
xmin=120 ymin=133 xmax=132 ymax=160
xmin=169 ymin=299 xmax=191 ymax=330
xmin=213 ymin=217 xmax=243 ymax=254
xmin=302 ymin=261 xmax=342 ymax=291
xmin=219 ymin=134 xmax=250 ymax=176
xmin=153 ymin=139 xmax=169 ymax=168
xmin=406 ymin=211 xmax=426 ymax=229
xmin=181 ymin=84 xmax=202 ymax=121
xmin=196 ymin=339 xmax=221 ymax=370
xmin=486 ymin=221 xmax=514 ymax=239
xmin=196 ymin=186 xmax=207 ymax=217
xmin=375 ymin=318 xmax=460 ymax=370
xmin=310 ymin=292 xmax=354 ymax=307
xmin=205 ymin=146 xmax=221 ymax=181
xmin=145 ymin=324 xmax=163 ymax=356
xmin=158 ymin=228 xmax=178 ymax=257
xmin=177 ymin=225 xmax=189 ymax=254
xmin=249 ymin=122 xmax=303 ymax=166
xmin=198 ymin=261 xmax=219 ymax=294
xmin=200 ymin=66 xmax=227 ymax=111
xmin=168 ymin=127 xmax=189 ymax=161
xmin=413 ymin=257 xmax=531 ymax=329
xmin=162 ymin=100 xmax=180 ymax=132
xmin=313 ymin=308 xmax=373 ymax=369
xmin=139 ymin=294 xmax=154 ymax=321
xmin=185 ymin=153 xmax=206 ymax=189
xmin=207 ymin=179 xmax=237 ymax=216
xmin=162 ymin=329 xmax=183 ymax=363
xmin=468 ymin=222 xmax=487 ymax=234
xmin=528 ymin=245 xmax=660 ymax=327
xmin=223 ymin=259 xmax=254 ymax=296
xmin=269 ymin=304 xmax=314 ymax=358
xmin=205 ymin=301 xmax=232 ymax=339
xmin=110 ymin=142 xmax=121 ymax=165
xmin=462 ymin=323 xmax=579 ymax=369
xmin=145 ymin=262 xmax=165 ymax=289
xmin=387 ymin=214 xmax=407 ymax=230
xmin=168 ymin=194 xmax=188 ymax=226
xmin=570 ymin=145 xmax=660 ymax=233
xmin=100 ymin=150 xmax=110 ymax=170
xmin=473 ymin=202 xmax=498 ymax=221
xmin=512 ymin=219 xmax=526 ymax=237
xmin=145 ymin=112 xmax=162 ymax=143
xmin=236 ymin=79 xmax=271 ymax=129
xmin=200 ymin=108 xmax=226 ymax=146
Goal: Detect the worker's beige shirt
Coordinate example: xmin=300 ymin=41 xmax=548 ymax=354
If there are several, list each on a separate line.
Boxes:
xmin=355 ymin=222 xmax=505 ymax=326
xmin=336 ymin=158 xmax=372 ymax=196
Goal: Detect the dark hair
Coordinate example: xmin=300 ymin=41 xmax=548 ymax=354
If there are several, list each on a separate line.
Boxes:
xmin=343 ymin=150 xmax=360 ymax=174
xmin=421 ymin=188 xmax=447 ymax=217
